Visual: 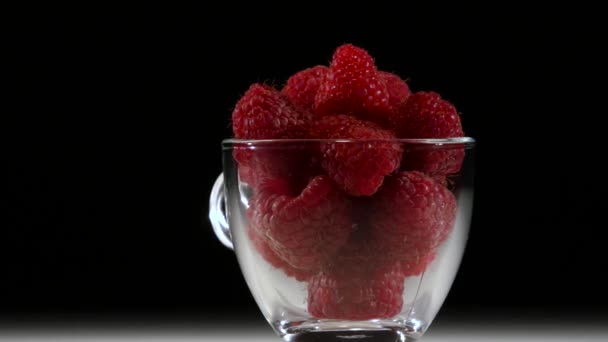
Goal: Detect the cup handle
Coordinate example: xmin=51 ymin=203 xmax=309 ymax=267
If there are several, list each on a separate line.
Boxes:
xmin=208 ymin=173 xmax=233 ymax=250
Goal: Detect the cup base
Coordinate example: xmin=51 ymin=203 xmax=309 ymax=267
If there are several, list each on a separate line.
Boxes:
xmin=275 ymin=319 xmax=422 ymax=342
xmin=281 ymin=330 xmax=417 ymax=342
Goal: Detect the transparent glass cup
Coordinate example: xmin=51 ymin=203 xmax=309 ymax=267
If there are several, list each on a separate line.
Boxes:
xmin=209 ymin=138 xmax=475 ymax=342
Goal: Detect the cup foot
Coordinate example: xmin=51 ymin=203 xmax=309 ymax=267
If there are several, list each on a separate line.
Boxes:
xmin=282 ymin=330 xmax=416 ymax=342
xmin=276 ymin=319 xmax=422 ymax=342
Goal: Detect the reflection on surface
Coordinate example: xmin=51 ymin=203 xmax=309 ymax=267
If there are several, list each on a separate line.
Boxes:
xmin=0 ymin=328 xmax=607 ymax=342
xmin=0 ymin=320 xmax=607 ymax=342
xmin=0 ymin=311 xmax=606 ymax=342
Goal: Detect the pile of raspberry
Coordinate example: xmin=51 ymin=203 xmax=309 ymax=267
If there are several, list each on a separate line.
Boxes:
xmin=231 ymin=44 xmax=464 ymax=320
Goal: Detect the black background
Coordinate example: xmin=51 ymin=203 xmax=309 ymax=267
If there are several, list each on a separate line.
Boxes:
xmin=5 ymin=7 xmax=607 ymax=320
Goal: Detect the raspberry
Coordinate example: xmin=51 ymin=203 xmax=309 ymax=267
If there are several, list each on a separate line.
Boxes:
xmin=232 ymin=83 xmax=312 ymax=139
xmin=401 ymin=251 xmax=436 ymax=277
xmin=314 ymin=44 xmax=392 ymax=124
xmin=392 ymin=92 xmax=463 ymax=139
xmin=232 ymin=84 xmax=316 ymax=188
xmin=307 ymin=230 xmax=405 ymax=320
xmin=379 ymin=71 xmax=411 ymax=111
xmin=282 ymin=66 xmax=328 ymax=113
xmin=402 ymin=143 xmax=466 ymax=176
xmin=236 ymin=166 xmax=257 ymax=190
xmin=370 ymin=171 xmax=456 ymax=275
xmin=391 ymin=91 xmax=464 ymax=175
xmin=250 ymin=175 xmax=353 ymax=272
xmin=248 ymin=222 xmax=313 ymax=281
xmin=310 ymin=115 xmax=402 ymax=196
xmin=235 ymin=142 xmax=319 ymax=193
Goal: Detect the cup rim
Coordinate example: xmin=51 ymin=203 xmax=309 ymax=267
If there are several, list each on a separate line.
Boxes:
xmin=223 ymin=137 xmax=475 ymax=146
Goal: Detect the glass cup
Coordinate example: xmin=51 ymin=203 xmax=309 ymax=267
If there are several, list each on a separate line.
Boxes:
xmin=209 ymin=138 xmax=475 ymax=342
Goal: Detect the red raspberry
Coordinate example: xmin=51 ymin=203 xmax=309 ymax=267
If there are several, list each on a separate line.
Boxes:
xmin=370 ymin=171 xmax=456 ymax=275
xmin=232 ymin=84 xmax=316 ymax=188
xmin=237 ymin=165 xmax=258 ymax=187
xmin=392 ymin=92 xmax=463 ymax=139
xmin=282 ymin=66 xmax=328 ymax=113
xmin=247 ymin=222 xmax=313 ymax=281
xmin=307 ymin=230 xmax=405 ymax=320
xmin=314 ymin=44 xmax=392 ymax=124
xmin=401 ymin=251 xmax=436 ymax=277
xmin=250 ymin=175 xmax=353 ymax=272
xmin=235 ymin=142 xmax=319 ymax=193
xmin=391 ymin=91 xmax=465 ymax=175
xmin=232 ymin=83 xmax=312 ymax=139
xmin=401 ymin=144 xmax=466 ymax=176
xmin=310 ymin=115 xmax=402 ymax=196
xmin=379 ymin=71 xmax=411 ymax=111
